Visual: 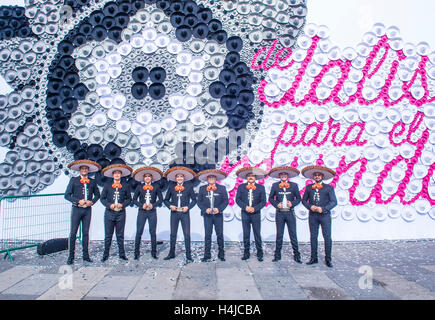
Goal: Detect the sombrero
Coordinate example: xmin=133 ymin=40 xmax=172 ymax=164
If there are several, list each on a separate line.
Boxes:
xmin=301 ymin=165 xmax=336 ymax=180
xmin=67 ymin=160 xmax=101 ymax=173
xmin=196 ymin=169 xmax=227 ymax=181
xmin=268 ymin=166 xmax=300 ymax=179
xmin=101 ymin=163 xmax=133 ymax=177
xmin=235 ymin=167 xmax=267 ymax=180
xmin=132 ymin=166 xmax=164 ymax=182
xmin=164 ymin=166 xmax=196 ymax=182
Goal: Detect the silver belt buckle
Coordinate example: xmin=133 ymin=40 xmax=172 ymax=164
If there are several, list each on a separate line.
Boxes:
xmin=176 ymin=207 xmax=183 ymax=212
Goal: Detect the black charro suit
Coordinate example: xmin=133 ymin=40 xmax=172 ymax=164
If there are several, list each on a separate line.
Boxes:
xmin=236 ymin=183 xmax=266 ymax=258
xmin=64 ymin=176 xmax=100 ymax=259
xmin=197 ymin=184 xmax=228 ymax=259
xmin=100 ymin=181 xmax=131 ymax=258
xmin=163 ymin=182 xmax=197 ymax=258
xmin=132 ymin=183 xmax=163 ymax=257
xmin=302 ymin=182 xmax=337 ymax=262
xmin=268 ymin=181 xmax=302 ymax=259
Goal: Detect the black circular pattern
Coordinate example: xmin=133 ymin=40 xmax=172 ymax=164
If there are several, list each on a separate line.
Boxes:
xmin=64 ymin=0 xmax=91 ymax=13
xmin=131 ymin=66 xmax=166 ymax=100
xmin=0 ymin=6 xmax=35 ymax=39
xmin=132 ymin=66 xmax=149 ymax=82
xmin=46 ymin=0 xmax=256 ymax=178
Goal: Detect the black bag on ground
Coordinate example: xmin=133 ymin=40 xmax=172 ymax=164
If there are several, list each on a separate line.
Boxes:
xmin=37 ymin=238 xmax=69 ymax=255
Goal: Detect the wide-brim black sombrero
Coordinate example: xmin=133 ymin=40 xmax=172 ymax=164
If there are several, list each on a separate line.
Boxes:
xmin=301 ymin=165 xmax=336 ymax=180
xmin=67 ymin=160 xmax=101 ymax=173
xmin=268 ymin=166 xmax=300 ymax=179
xmin=235 ymin=166 xmax=267 ymax=180
xmin=196 ymin=169 xmax=227 ymax=181
xmin=101 ymin=163 xmax=133 ymax=177
xmin=132 ymin=166 xmax=163 ymax=182
xmin=164 ymin=166 xmax=196 ymax=182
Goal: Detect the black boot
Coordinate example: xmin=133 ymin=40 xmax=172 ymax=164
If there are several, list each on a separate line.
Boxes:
xmin=119 ymin=255 xmax=128 ymax=261
xmin=134 ymin=244 xmax=140 ymax=260
xmin=294 ymin=254 xmax=302 ymax=264
xmin=306 ymin=258 xmax=318 ymax=265
xmin=101 ymin=255 xmax=109 ymax=262
xmin=218 ymin=251 xmax=225 ymax=262
xmin=272 ymin=251 xmax=281 ymax=262
xmin=257 ymin=250 xmax=264 ymax=262
xmin=67 ymin=256 xmax=74 ymax=265
xmin=186 ymin=254 xmax=193 ymax=263
xmin=202 ymin=251 xmax=211 ymax=262
xmin=164 ymin=252 xmax=175 ymax=260
xmin=83 ymin=256 xmax=93 ymax=263
xmin=151 ymin=252 xmax=158 ymax=259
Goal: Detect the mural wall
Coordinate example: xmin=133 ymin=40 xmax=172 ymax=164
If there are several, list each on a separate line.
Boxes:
xmin=0 ymin=0 xmax=434 ymax=241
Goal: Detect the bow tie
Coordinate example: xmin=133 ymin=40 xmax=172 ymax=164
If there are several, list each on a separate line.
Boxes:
xmin=175 ymin=185 xmax=184 ymax=192
xmin=112 ymin=182 xmax=122 ymax=189
xmin=279 ymin=181 xmax=290 ymax=189
xmin=206 ymin=184 xmax=217 ymax=191
xmin=80 ymin=177 xmax=90 ymax=184
xmin=143 ymin=184 xmax=153 ymax=191
xmin=312 ymin=183 xmax=323 ymax=190
xmin=246 ymin=183 xmax=256 ymax=190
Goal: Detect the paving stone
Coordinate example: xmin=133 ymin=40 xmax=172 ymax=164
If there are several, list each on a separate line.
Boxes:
xmin=128 ymin=267 xmax=181 ymax=300
xmin=37 ymin=267 xmax=111 ymax=300
xmin=0 ymin=294 xmax=39 ymax=300
xmin=2 ymin=273 xmax=58 ymax=296
xmin=216 ymin=264 xmax=262 ymax=300
xmin=324 ymin=269 xmax=398 ymax=300
xmin=0 ymin=264 xmax=13 ymax=273
xmin=0 ymin=266 xmax=40 ymax=293
xmin=173 ymin=263 xmax=217 ymax=300
xmin=372 ymin=267 xmax=435 ymax=300
xmin=82 ymin=296 xmax=126 ymax=300
xmin=420 ymin=265 xmax=435 ymax=273
xmin=288 ymin=268 xmax=354 ymax=300
xmin=86 ymin=275 xmax=141 ymax=299
xmin=250 ymin=274 xmax=307 ymax=300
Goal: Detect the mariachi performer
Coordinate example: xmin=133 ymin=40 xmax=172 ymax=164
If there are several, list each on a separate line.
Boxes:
xmin=132 ymin=166 xmax=164 ymax=260
xmin=268 ymin=166 xmax=302 ymax=263
xmin=65 ymin=160 xmax=101 ymax=265
xmin=196 ymin=169 xmax=229 ymax=262
xmin=100 ymin=163 xmax=133 ymax=262
xmin=163 ymin=166 xmax=197 ymax=262
xmin=301 ymin=165 xmax=337 ymax=268
xmin=235 ymin=167 xmax=267 ymax=261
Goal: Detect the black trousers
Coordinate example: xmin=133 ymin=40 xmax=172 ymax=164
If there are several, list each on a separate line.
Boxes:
xmin=308 ymin=212 xmax=332 ymax=262
xmin=69 ymin=207 xmax=91 ymax=258
xmin=241 ymin=212 xmax=263 ymax=257
xmin=203 ymin=213 xmax=224 ymax=259
xmin=169 ymin=211 xmax=191 ymax=257
xmin=274 ymin=210 xmax=300 ymax=258
xmin=103 ymin=210 xmax=126 ymax=257
xmin=134 ymin=210 xmax=157 ymax=255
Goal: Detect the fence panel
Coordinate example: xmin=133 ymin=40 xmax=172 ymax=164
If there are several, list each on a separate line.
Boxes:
xmin=0 ymin=193 xmax=72 ymax=261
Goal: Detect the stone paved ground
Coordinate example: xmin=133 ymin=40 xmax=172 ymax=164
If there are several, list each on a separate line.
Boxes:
xmin=0 ymin=240 xmax=434 ymax=300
